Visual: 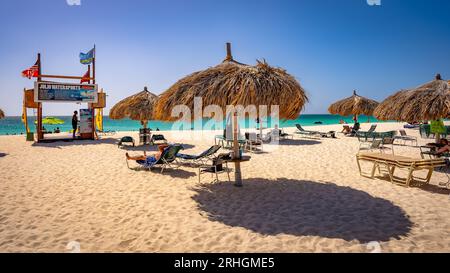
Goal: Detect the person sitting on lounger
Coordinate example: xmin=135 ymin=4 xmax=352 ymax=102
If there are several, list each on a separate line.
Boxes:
xmin=126 ymin=144 xmax=169 ymax=163
xmin=434 ymin=139 xmax=450 ymax=156
xmin=342 ymin=125 xmax=351 ymax=134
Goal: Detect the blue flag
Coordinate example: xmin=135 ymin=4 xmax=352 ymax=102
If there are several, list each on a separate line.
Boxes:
xmin=79 ymin=48 xmax=94 ymax=65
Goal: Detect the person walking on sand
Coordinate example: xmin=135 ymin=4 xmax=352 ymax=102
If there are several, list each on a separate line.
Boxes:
xmin=72 ymin=111 xmax=78 ymax=139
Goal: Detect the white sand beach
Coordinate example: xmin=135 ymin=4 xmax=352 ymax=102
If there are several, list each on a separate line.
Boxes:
xmin=0 ymin=122 xmax=449 ymax=253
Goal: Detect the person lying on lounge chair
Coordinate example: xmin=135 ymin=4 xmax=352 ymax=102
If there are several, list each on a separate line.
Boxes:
xmin=434 ymin=139 xmax=450 ymax=156
xmin=126 ymin=144 xmax=169 ymax=164
xmin=342 ymin=123 xmax=360 ymax=135
xmin=342 ymin=125 xmax=351 ymax=134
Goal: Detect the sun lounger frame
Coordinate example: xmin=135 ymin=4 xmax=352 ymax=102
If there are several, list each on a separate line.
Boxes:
xmin=356 ymin=152 xmax=446 ymax=187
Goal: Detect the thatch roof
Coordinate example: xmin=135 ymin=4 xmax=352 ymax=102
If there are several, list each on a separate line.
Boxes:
xmin=109 ymin=87 xmax=158 ymax=123
xmin=0 ymin=109 xmax=4 ymax=119
xmin=328 ymin=90 xmax=379 ymax=117
xmin=154 ymin=43 xmax=308 ymax=121
xmin=374 ymin=74 xmax=450 ymax=122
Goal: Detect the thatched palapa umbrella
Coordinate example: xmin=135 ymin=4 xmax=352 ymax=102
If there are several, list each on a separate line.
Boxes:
xmin=374 ymin=74 xmax=450 ymax=141
xmin=109 ymin=86 xmax=158 ymax=129
xmin=0 ymin=109 xmax=4 ymax=119
xmin=154 ymin=43 xmax=308 ymax=186
xmin=328 ymin=90 xmax=379 ymax=122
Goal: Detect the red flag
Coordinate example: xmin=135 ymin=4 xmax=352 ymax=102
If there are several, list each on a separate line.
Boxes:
xmin=80 ymin=67 xmax=90 ymax=84
xmin=21 ymin=60 xmax=39 ymax=79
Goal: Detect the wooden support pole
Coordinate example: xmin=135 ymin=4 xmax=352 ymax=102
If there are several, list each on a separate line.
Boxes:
xmin=225 ymin=42 xmax=233 ymax=62
xmin=233 ymin=111 xmax=243 ymax=187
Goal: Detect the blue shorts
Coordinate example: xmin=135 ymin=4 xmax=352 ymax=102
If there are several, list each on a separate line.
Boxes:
xmin=137 ymin=156 xmax=157 ymax=166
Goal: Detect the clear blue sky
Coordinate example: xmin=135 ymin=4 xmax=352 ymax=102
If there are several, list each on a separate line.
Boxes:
xmin=1 ymin=0 xmax=449 ymax=116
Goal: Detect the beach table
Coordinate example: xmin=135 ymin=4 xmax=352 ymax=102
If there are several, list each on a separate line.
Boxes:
xmin=224 ymin=155 xmax=251 ymax=187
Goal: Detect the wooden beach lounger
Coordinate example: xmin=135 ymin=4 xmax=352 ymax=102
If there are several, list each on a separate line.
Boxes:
xmin=356 ymin=152 xmax=446 ymax=187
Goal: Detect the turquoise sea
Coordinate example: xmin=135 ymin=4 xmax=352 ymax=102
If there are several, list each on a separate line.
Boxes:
xmin=0 ymin=115 xmax=386 ymax=135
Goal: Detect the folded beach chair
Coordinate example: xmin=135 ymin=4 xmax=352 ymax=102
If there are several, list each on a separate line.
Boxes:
xmin=176 ymin=145 xmax=221 ymax=165
xmin=356 ymin=152 xmax=446 ymax=187
xmin=126 ymin=145 xmax=183 ymax=173
xmin=151 ymin=134 xmax=167 ymax=145
xmin=295 ymin=124 xmax=320 ymax=138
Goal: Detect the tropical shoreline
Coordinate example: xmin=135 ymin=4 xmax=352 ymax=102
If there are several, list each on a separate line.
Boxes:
xmin=0 ymin=122 xmax=449 ymax=252
xmin=0 ymin=114 xmax=389 ymax=136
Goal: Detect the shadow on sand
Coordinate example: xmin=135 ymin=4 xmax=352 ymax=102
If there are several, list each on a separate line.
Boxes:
xmin=277 ymin=139 xmax=322 ymax=146
xmin=0 ymin=153 xmax=8 ymax=158
xmin=32 ymin=137 xmax=119 ymax=149
xmin=191 ymin=178 xmax=413 ymax=243
xmin=128 ymin=166 xmax=197 ymax=179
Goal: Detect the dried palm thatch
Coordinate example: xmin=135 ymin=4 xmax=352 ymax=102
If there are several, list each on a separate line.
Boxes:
xmin=328 ymin=90 xmax=379 ymax=117
xmin=374 ymin=74 xmax=450 ymax=122
xmin=109 ymin=87 xmax=158 ymax=128
xmin=154 ymin=43 xmax=308 ymax=121
xmin=0 ymin=109 xmax=4 ymax=119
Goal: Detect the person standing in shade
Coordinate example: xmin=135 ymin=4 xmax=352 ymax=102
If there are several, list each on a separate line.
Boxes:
xmin=72 ymin=111 xmax=78 ymax=139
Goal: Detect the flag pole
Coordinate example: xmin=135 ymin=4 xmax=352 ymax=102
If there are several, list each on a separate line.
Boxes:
xmin=93 ymin=44 xmax=96 ymax=84
xmin=87 ymin=65 xmax=91 ymax=84
xmin=37 ymin=53 xmax=43 ymax=142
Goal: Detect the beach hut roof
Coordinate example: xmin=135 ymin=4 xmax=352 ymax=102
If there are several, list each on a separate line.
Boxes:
xmin=154 ymin=43 xmax=308 ymax=121
xmin=328 ymin=90 xmax=379 ymax=117
xmin=109 ymin=86 xmax=158 ymax=122
xmin=0 ymin=109 xmax=4 ymax=119
xmin=374 ymin=74 xmax=450 ymax=122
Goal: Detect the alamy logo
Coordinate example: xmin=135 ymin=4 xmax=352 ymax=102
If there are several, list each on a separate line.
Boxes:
xmin=367 ymin=0 xmax=381 ymax=6
xmin=67 ymin=0 xmax=81 ymax=6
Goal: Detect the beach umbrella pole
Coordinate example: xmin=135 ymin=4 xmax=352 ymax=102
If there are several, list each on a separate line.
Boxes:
xmin=233 ymin=112 xmax=243 ymax=187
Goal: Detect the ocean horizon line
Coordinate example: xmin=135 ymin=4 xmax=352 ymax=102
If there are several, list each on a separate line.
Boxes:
xmin=0 ymin=114 xmax=383 ymax=135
